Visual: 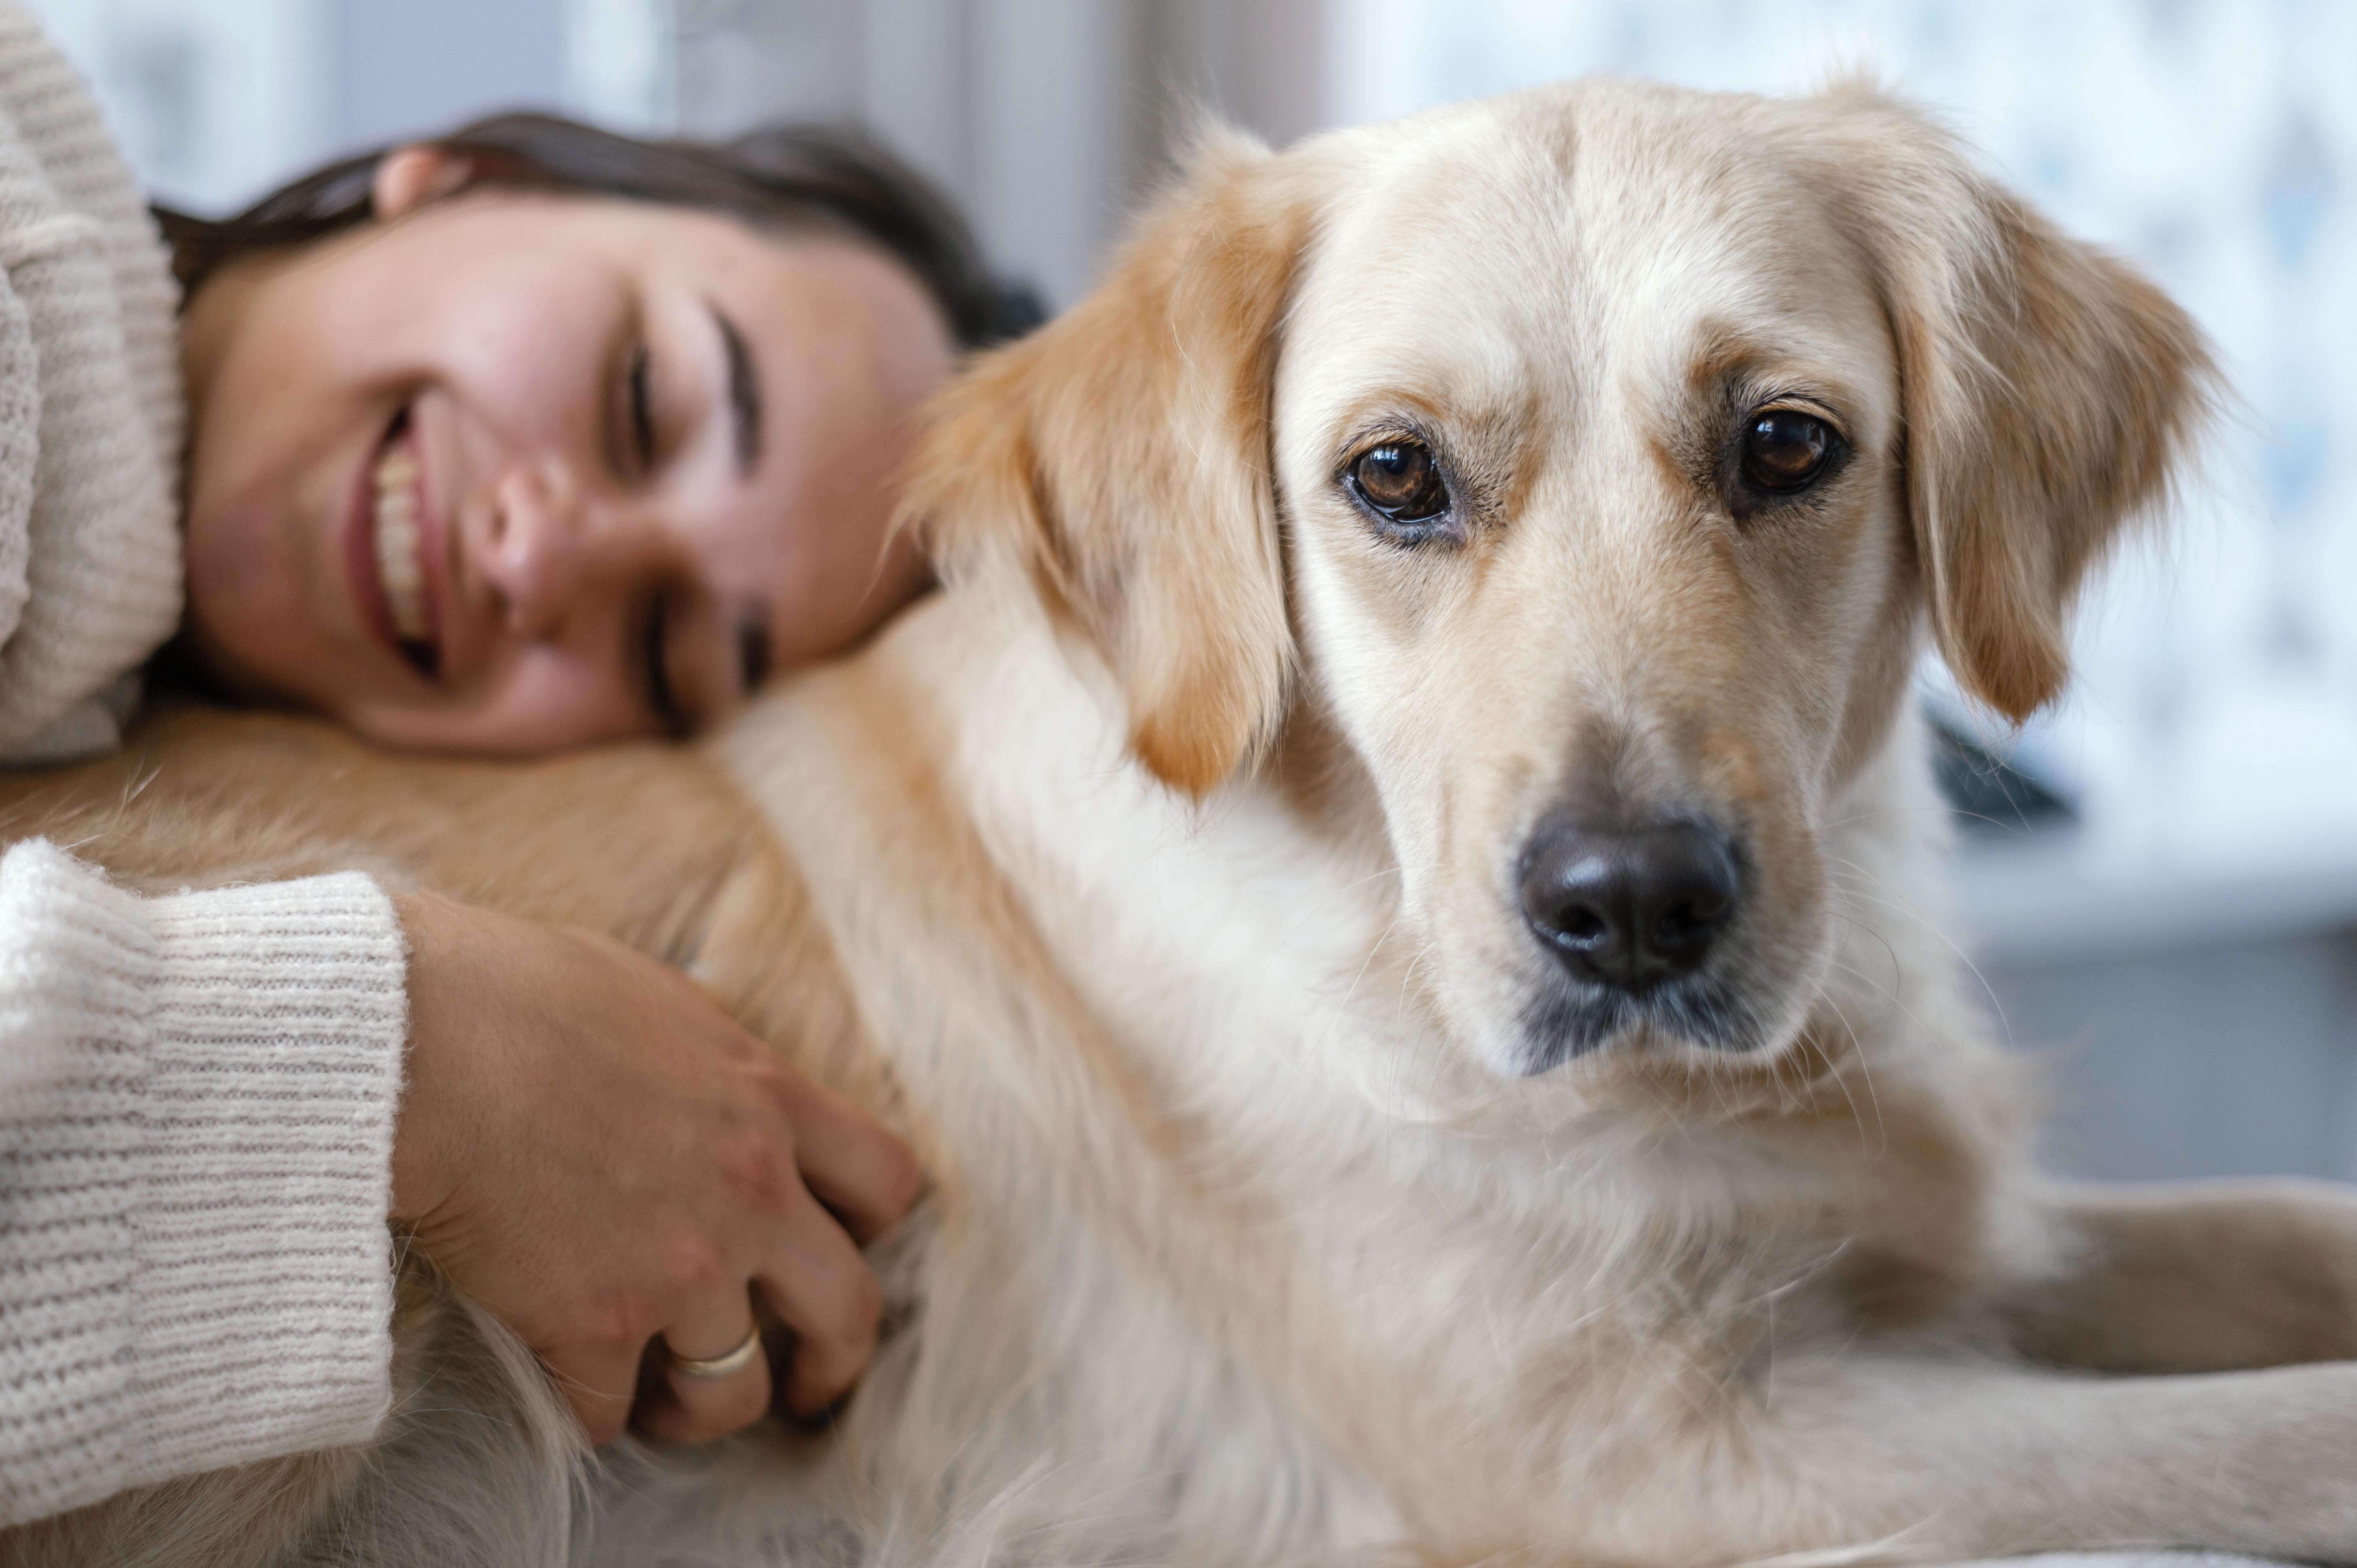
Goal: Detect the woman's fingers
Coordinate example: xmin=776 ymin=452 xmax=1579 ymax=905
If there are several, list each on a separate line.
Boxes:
xmin=389 ymin=902 xmax=918 ymax=1448
xmin=766 ymin=1066 xmax=923 ymax=1243
xmin=639 ymin=1290 xmax=772 ymax=1444
xmin=758 ymin=1185 xmax=887 ymax=1415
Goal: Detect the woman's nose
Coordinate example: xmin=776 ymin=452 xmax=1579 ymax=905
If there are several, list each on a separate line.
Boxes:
xmin=480 ymin=459 xmax=588 ymax=640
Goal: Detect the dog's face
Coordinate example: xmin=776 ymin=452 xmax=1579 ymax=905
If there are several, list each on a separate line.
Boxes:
xmin=1272 ymin=91 xmax=1918 ymax=1072
xmin=914 ymin=81 xmax=2208 ymax=1080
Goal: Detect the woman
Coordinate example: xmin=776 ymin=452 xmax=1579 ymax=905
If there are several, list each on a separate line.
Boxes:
xmin=0 ymin=4 xmax=1020 ymax=1528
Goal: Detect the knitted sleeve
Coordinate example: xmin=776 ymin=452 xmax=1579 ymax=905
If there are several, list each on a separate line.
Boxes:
xmin=0 ymin=839 xmax=407 ymax=1528
xmin=0 ymin=6 xmax=184 ymax=763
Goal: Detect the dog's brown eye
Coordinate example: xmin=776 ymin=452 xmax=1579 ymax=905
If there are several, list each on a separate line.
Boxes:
xmin=1349 ymin=441 xmax=1450 ymax=527
xmin=1738 ymin=411 xmax=1835 ymax=494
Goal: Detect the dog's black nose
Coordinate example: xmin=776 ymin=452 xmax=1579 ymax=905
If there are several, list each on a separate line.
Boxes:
xmin=1519 ymin=817 xmax=1741 ymax=992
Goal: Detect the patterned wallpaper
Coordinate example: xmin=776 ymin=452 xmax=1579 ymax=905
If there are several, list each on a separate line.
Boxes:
xmin=1331 ymin=0 xmax=2357 ymax=854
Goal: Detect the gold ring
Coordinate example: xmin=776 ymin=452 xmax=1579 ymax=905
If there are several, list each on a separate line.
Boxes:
xmin=667 ymin=1326 xmax=762 ymax=1379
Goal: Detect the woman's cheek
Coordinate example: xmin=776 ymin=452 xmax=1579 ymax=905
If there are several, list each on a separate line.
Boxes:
xmin=428 ymin=265 xmax=621 ymax=443
xmin=182 ymin=496 xmax=295 ymax=676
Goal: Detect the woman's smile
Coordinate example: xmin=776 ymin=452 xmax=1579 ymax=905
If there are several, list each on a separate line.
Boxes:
xmin=371 ymin=434 xmax=430 ymax=646
xmin=353 ymin=407 xmax=447 ymax=677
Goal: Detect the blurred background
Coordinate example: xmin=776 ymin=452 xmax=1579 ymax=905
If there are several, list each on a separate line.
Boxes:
xmin=32 ymin=0 xmax=2357 ymax=1184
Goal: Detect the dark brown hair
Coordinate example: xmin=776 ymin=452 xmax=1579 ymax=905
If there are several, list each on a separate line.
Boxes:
xmin=156 ymin=112 xmax=1041 ymax=349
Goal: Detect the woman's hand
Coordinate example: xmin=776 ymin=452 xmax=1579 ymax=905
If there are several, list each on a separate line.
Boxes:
xmin=387 ymin=891 xmax=921 ymax=1446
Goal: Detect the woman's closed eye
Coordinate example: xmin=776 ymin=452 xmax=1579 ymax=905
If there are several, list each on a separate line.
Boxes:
xmin=612 ymin=341 xmax=661 ymax=479
xmin=640 ymin=589 xmax=685 ymax=735
xmin=628 ymin=347 xmax=656 ymax=468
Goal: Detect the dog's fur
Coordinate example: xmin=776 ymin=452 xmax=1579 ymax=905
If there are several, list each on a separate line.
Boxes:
xmin=12 ymin=78 xmax=2357 ymax=1568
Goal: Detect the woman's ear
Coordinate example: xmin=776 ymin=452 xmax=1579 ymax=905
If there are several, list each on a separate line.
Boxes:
xmin=902 ymin=129 xmax=1315 ymax=797
xmin=371 ymin=145 xmax=476 ymax=220
xmin=1820 ymin=85 xmax=2217 ymax=723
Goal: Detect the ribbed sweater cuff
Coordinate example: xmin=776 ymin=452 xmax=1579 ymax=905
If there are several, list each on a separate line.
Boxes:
xmin=132 ymin=867 xmax=407 ymax=1483
xmin=0 ymin=842 xmax=406 ymax=1526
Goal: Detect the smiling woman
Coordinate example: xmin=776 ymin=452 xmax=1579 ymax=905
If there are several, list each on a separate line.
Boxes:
xmin=167 ymin=114 xmax=1023 ymax=752
xmin=0 ymin=11 xmax=1015 ymax=1532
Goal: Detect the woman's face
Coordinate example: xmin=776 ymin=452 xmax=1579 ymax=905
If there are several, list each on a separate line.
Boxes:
xmin=178 ymin=149 xmax=954 ymax=752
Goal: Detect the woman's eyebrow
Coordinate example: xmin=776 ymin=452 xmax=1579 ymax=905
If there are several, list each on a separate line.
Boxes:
xmin=709 ymin=299 xmax=764 ymax=475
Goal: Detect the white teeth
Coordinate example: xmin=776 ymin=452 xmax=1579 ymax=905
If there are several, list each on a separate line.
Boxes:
xmin=371 ymin=443 xmax=428 ymax=641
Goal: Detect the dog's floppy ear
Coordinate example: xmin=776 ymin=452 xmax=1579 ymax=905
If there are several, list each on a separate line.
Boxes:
xmin=904 ymin=129 xmax=1311 ymax=796
xmin=1824 ymin=89 xmax=2216 ymax=722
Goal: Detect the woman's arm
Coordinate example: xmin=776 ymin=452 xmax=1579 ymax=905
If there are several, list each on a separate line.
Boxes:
xmin=0 ymin=841 xmax=920 ymax=1529
xmin=0 ymin=838 xmax=405 ymax=1528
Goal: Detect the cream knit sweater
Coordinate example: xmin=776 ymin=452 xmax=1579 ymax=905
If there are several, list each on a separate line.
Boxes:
xmin=0 ymin=5 xmax=409 ymax=1530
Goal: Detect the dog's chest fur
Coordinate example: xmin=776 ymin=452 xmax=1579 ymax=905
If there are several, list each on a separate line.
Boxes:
xmin=702 ymin=589 xmax=2034 ymax=1560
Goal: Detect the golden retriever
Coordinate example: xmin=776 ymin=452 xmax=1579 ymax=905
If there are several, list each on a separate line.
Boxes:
xmin=11 ymin=77 xmax=2357 ymax=1568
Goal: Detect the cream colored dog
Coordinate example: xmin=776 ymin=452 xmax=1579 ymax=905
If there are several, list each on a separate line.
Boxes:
xmin=11 ymin=78 xmax=2357 ymax=1568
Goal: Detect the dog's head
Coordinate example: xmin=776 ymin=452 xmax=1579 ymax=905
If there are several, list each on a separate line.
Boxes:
xmin=910 ymin=80 xmax=2210 ymax=1078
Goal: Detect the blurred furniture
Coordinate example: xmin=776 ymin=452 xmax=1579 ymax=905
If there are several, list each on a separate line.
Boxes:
xmin=644 ymin=0 xmax=1327 ymax=309
xmin=1959 ymin=815 xmax=2357 ymax=1182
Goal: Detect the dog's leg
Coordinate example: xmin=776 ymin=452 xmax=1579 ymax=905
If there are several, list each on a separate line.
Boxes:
xmin=1621 ymin=1353 xmax=2357 ymax=1564
xmin=1988 ymin=1180 xmax=2357 ymax=1373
